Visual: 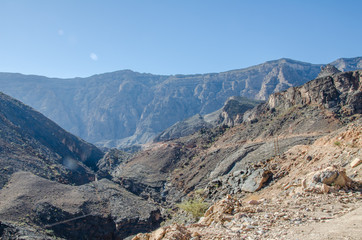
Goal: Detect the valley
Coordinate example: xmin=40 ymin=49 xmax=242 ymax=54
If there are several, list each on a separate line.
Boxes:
xmin=0 ymin=59 xmax=361 ymax=239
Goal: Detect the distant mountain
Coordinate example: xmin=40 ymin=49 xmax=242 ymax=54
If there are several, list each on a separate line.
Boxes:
xmin=0 ymin=92 xmax=103 ymax=188
xmin=0 ymin=57 xmax=360 ymax=147
xmin=330 ymin=56 xmax=362 ymax=72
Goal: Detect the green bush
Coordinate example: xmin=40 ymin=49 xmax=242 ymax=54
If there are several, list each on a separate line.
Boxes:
xmin=177 ymin=198 xmax=209 ymax=220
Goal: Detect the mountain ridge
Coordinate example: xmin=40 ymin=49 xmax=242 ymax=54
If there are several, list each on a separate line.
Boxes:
xmin=0 ymin=57 xmax=361 ymax=147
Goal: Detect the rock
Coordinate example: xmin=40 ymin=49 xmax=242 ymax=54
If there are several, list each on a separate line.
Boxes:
xmin=312 ymin=166 xmax=352 ymax=187
xmin=200 ymin=196 xmax=242 ymax=226
xmin=350 ymin=158 xmax=362 ymax=168
xmin=248 ymin=200 xmax=260 ymax=205
xmin=132 ymin=224 xmax=191 ymax=240
xmin=242 ymin=169 xmax=272 ymax=192
xmin=317 ymin=64 xmax=341 ymax=78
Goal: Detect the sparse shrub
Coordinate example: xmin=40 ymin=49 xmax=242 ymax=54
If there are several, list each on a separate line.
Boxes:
xmin=334 ymin=141 xmax=341 ymax=147
xmin=177 ymin=197 xmax=209 ymax=220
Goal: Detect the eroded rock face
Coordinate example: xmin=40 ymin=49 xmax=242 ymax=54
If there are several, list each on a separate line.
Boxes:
xmin=218 ymin=97 xmax=261 ymax=127
xmin=245 ymin=70 xmax=362 ymax=123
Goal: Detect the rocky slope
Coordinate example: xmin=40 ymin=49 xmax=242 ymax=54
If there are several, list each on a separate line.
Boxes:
xmin=0 ymin=92 xmax=165 ymax=239
xmin=113 ymin=70 xmax=361 ymax=205
xmin=1 ymin=57 xmax=360 ymax=147
xmin=134 ymin=118 xmax=362 ymax=240
xmin=0 ymin=172 xmax=161 ymax=240
xmin=0 ymin=92 xmax=103 ymax=188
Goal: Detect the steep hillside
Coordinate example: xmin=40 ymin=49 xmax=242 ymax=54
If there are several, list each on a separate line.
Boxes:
xmin=0 ymin=92 xmax=103 ymax=188
xmin=3 ymin=57 xmax=360 ymax=147
xmin=0 ymin=93 xmax=163 ymax=239
xmin=113 ymin=70 xmax=361 ymax=205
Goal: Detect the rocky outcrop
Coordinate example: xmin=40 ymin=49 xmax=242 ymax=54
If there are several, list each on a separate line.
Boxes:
xmin=217 ymin=96 xmax=261 ymax=127
xmin=244 ymin=70 xmax=362 ymax=123
xmin=153 ymin=114 xmax=213 ymax=142
xmin=3 ymin=57 xmax=360 ymax=147
xmin=317 ymin=64 xmax=341 ymax=78
xmin=97 ymin=148 xmax=131 ymax=178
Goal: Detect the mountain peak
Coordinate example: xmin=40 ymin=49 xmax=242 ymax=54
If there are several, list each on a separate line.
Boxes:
xmin=317 ymin=64 xmax=341 ymax=78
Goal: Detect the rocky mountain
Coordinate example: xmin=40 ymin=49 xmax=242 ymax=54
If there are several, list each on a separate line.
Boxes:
xmin=127 ymin=69 xmax=362 ymax=240
xmin=0 ymin=92 xmax=163 ymax=239
xmin=0 ymin=67 xmax=361 ymax=239
xmin=1 ymin=57 xmax=360 ymax=147
xmin=0 ymin=91 xmax=103 ymax=188
xmin=330 ymin=56 xmax=362 ymax=72
xmin=113 ymin=69 xmax=361 ymax=204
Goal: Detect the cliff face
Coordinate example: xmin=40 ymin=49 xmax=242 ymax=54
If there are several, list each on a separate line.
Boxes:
xmin=264 ymin=71 xmax=361 ymax=117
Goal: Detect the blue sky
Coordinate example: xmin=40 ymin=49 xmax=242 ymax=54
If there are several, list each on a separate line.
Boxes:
xmin=1 ymin=0 xmax=361 ymax=78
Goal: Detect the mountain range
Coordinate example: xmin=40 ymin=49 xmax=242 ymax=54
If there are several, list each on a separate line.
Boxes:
xmin=0 ymin=57 xmax=360 ymax=148
xmin=0 ymin=65 xmax=361 ymax=239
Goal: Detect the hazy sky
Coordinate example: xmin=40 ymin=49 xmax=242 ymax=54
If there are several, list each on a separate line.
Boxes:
xmin=1 ymin=0 xmax=361 ymax=78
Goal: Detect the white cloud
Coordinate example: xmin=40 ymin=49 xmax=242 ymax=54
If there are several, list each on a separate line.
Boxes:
xmin=58 ymin=29 xmax=64 ymax=36
xmin=90 ymin=53 xmax=98 ymax=61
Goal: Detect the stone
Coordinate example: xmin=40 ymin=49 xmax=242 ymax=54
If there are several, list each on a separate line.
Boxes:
xmin=248 ymin=200 xmax=260 ymax=205
xmin=350 ymin=158 xmax=362 ymax=168
xmin=241 ymin=169 xmax=272 ymax=192
xmin=312 ymin=166 xmax=351 ymax=187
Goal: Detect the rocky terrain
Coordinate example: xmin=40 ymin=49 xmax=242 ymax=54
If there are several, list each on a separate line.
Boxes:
xmin=0 ymin=92 xmax=162 ymax=239
xmin=0 ymin=92 xmax=103 ymax=188
xmin=0 ymin=172 xmax=162 ymax=239
xmin=113 ymin=69 xmax=361 ymax=239
xmin=0 ymin=57 xmax=360 ymax=147
xmin=154 ymin=97 xmax=261 ymax=142
xmin=0 ymin=64 xmax=361 ymax=240
xmin=133 ymin=118 xmax=362 ymax=240
xmin=114 ymin=70 xmax=361 ymax=202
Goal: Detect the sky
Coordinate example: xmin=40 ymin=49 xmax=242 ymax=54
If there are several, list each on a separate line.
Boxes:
xmin=0 ymin=0 xmax=361 ymax=78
